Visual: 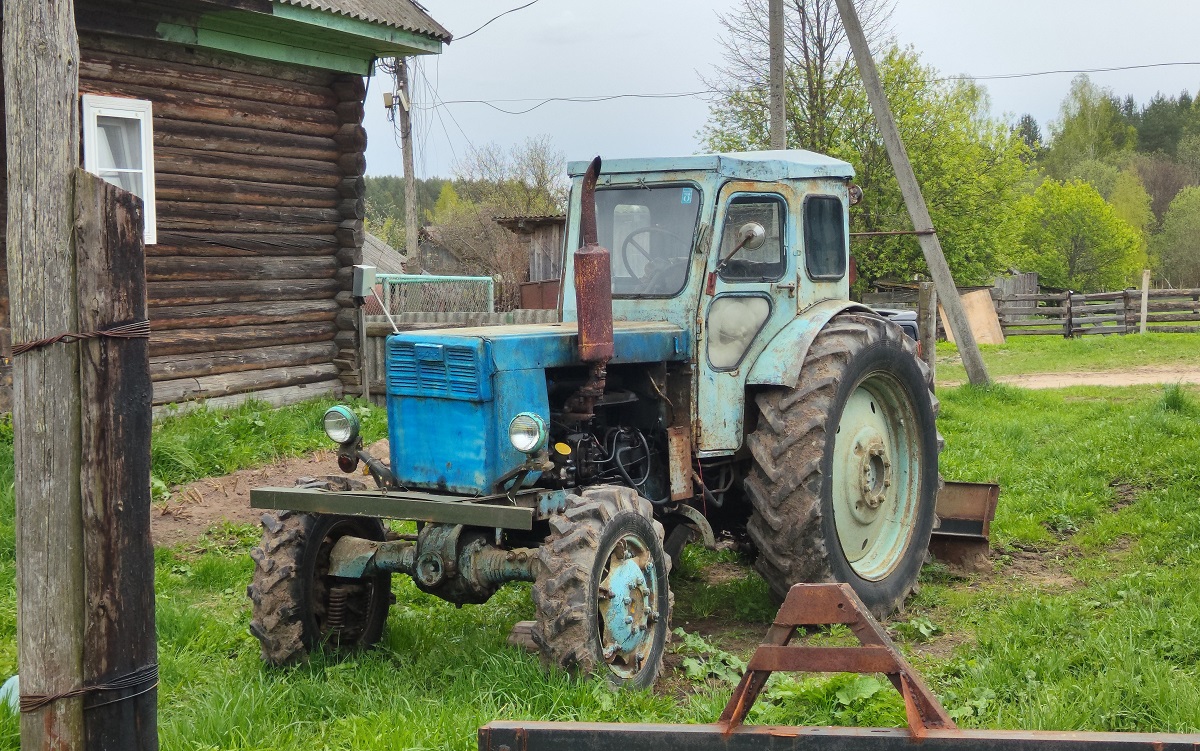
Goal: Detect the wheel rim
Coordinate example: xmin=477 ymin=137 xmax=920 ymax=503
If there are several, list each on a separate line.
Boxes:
xmin=831 ymin=371 xmax=922 ymax=581
xmin=596 ymin=532 xmax=660 ymax=680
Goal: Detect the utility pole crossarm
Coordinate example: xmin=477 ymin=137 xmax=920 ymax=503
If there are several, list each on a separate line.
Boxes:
xmin=832 ymin=0 xmax=991 ymax=386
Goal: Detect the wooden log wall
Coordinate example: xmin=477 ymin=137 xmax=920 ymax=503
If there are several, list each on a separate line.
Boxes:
xmin=71 ymin=31 xmax=369 ymax=409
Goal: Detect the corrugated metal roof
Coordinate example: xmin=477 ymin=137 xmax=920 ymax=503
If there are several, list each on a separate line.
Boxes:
xmin=277 ymin=0 xmax=452 ymax=42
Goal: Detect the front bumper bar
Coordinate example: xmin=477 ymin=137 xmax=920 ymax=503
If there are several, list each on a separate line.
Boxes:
xmin=250 ymin=486 xmax=566 ymax=531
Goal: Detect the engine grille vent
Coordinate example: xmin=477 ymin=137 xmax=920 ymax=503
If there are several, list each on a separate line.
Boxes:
xmin=387 ymin=341 xmax=487 ymax=401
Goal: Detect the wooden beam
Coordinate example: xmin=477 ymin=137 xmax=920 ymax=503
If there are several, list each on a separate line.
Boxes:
xmin=74 ymin=171 xmax=158 ymax=749
xmin=833 ymin=0 xmax=990 ymax=386
xmin=4 ymin=0 xmax=86 ymax=745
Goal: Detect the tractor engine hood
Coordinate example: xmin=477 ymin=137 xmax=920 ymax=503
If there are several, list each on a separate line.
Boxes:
xmin=384 ymin=320 xmax=690 ymax=495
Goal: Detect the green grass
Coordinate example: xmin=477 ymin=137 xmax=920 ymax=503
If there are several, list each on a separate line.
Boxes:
xmin=935 ymin=332 xmax=1200 ymax=385
xmin=0 ymin=385 xmax=1199 ymax=747
xmin=150 ymin=397 xmax=387 ymax=498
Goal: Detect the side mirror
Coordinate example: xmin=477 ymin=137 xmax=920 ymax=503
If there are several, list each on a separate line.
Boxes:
xmin=737 ymin=222 xmax=767 ymax=251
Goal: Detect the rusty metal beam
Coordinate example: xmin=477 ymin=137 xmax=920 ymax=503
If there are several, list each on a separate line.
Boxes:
xmin=478 ymin=722 xmax=1200 ymax=751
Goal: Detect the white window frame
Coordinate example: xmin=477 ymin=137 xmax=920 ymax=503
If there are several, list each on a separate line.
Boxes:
xmin=81 ymin=94 xmax=157 ymax=245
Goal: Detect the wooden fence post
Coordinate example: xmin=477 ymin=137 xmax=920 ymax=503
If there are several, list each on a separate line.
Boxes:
xmin=1140 ymin=270 xmax=1151 ymax=335
xmin=1063 ymin=294 xmax=1074 ymax=339
xmin=917 ymin=282 xmax=937 ymax=385
xmin=75 ymin=171 xmax=158 ymax=749
xmin=4 ymin=0 xmax=87 ymax=746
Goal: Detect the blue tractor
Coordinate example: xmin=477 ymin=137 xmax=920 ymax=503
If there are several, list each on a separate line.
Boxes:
xmin=247 ymin=152 xmax=940 ymax=689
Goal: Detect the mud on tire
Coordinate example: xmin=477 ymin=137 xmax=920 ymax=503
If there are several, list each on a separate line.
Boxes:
xmin=530 ymin=486 xmax=673 ymax=689
xmin=247 ymin=511 xmax=392 ymax=666
xmin=744 ymin=313 xmax=940 ymax=618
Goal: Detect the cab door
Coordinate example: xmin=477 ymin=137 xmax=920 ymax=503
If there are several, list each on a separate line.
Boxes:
xmin=695 ymin=182 xmax=798 ymax=454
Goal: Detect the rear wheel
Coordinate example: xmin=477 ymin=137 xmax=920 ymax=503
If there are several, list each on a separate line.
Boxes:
xmin=247 ymin=511 xmax=392 ymax=665
xmin=744 ymin=313 xmax=939 ymax=617
xmin=530 ymin=486 xmax=672 ymax=689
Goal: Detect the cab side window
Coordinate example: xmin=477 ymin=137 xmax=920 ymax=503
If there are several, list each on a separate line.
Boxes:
xmin=804 ymin=196 xmax=846 ymax=280
xmin=717 ymin=195 xmax=787 ymax=282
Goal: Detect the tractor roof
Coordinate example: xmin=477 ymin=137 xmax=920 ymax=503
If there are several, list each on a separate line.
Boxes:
xmin=567 ymin=150 xmax=855 ymax=182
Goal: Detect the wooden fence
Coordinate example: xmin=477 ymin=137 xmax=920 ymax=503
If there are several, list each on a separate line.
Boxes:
xmin=995 ymin=288 xmax=1200 ymax=338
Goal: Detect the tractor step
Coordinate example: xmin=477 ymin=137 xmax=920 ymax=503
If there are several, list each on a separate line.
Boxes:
xmin=478 ymin=583 xmax=1200 ymax=751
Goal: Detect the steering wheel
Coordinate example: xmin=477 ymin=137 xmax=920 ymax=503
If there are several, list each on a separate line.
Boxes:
xmin=619 ymin=227 xmax=690 ymax=290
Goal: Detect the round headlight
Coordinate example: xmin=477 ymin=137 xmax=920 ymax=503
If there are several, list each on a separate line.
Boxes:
xmin=323 ymin=405 xmax=360 ymax=445
xmin=508 ymin=412 xmax=547 ymax=454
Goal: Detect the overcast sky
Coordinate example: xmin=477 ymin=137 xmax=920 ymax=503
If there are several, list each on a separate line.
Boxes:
xmin=363 ymin=0 xmax=1200 ymax=178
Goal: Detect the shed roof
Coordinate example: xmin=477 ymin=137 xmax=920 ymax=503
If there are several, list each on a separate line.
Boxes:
xmin=275 ymin=0 xmax=452 ymax=41
xmin=567 ymin=150 xmax=854 ymax=181
xmin=363 ymin=232 xmax=408 ymax=275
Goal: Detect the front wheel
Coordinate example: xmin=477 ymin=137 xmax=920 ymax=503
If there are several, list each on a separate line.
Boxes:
xmin=745 ymin=313 xmax=939 ymax=617
xmin=247 ymin=511 xmax=392 ymax=665
xmin=530 ymin=486 xmax=672 ymax=689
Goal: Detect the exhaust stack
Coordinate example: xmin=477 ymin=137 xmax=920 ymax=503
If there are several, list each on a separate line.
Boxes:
xmin=563 ymin=157 xmax=613 ymax=423
xmin=574 ymin=156 xmax=614 ymax=362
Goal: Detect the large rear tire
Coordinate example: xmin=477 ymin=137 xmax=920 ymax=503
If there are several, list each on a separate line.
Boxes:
xmin=530 ymin=486 xmax=672 ymax=689
xmin=745 ymin=313 xmax=939 ymax=617
xmin=247 ymin=511 xmax=392 ymax=665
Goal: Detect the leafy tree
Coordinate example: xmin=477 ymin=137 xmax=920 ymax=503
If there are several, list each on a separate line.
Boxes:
xmin=1067 ymin=159 xmax=1120 ymax=199
xmin=705 ymin=43 xmax=1030 ymax=286
xmin=1131 ymin=90 xmax=1199 ymax=157
xmin=1043 ymin=76 xmax=1137 ymax=179
xmin=1014 ymin=180 xmax=1144 ymax=291
xmin=1108 ymin=169 xmax=1155 ymax=238
xmin=1130 ymin=153 xmax=1198 ymax=222
xmin=1015 ymin=114 xmax=1045 ymax=159
xmin=1151 ymin=187 xmax=1200 ymax=288
xmin=452 ymin=135 xmax=567 ymax=217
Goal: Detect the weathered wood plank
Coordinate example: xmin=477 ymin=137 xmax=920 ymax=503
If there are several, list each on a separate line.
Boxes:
xmin=154 ymin=118 xmax=339 ymax=162
xmin=145 ymin=255 xmax=338 ymax=281
xmin=74 ymin=171 xmax=158 ymax=750
xmin=155 ymin=146 xmax=341 ymax=188
xmin=149 ymin=299 xmax=340 ymax=329
xmin=6 ymin=1 xmax=87 ymax=743
xmin=80 ymin=48 xmax=337 ymax=108
xmin=156 ymin=174 xmax=339 ymax=209
xmin=152 ymin=378 xmax=341 ymax=419
xmin=153 ymin=362 xmax=339 ymax=405
xmin=149 ymin=321 xmax=338 ymax=356
xmin=150 ymin=341 xmax=338 ymax=382
xmin=149 ymin=232 xmax=337 ymax=258
xmin=78 ymin=31 xmax=334 ymax=87
xmin=147 ymin=278 xmax=341 ymax=306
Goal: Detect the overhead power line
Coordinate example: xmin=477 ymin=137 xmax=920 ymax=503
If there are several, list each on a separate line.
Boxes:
xmin=455 ymin=0 xmax=540 ymax=42
xmin=416 ymin=60 xmax=1200 ymax=116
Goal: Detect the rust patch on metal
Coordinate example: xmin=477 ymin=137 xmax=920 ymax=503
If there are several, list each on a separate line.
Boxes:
xmin=667 ymin=426 xmax=693 ymax=501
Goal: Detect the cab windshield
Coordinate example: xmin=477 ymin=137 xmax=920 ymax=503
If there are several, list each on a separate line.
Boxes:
xmin=591 ymin=185 xmax=701 ymax=297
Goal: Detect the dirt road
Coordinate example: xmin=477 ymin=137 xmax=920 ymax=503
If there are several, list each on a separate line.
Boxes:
xmin=942 ymin=366 xmax=1200 ymax=390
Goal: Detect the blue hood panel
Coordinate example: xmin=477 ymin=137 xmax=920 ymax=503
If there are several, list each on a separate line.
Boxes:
xmin=385 ymin=321 xmax=690 ymax=494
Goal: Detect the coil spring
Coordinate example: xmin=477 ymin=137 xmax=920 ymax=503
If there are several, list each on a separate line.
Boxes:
xmin=327 ymin=585 xmax=350 ymax=631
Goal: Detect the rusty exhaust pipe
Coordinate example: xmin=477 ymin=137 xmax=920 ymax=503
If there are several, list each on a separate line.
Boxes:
xmin=564 ymin=156 xmax=613 ymax=422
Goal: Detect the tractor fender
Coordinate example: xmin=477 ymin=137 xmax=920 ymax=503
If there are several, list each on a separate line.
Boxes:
xmin=746 ymin=299 xmax=875 ymax=389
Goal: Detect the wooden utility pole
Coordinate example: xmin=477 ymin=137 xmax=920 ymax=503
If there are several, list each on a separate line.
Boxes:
xmin=4 ymin=0 xmax=87 ymax=745
xmin=768 ymin=0 xmax=786 ymax=150
xmin=397 ymin=57 xmax=420 ymax=261
xmin=833 ymin=0 xmax=990 ymax=386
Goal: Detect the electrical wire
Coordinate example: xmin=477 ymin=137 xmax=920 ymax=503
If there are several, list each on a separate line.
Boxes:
xmin=412 ymin=60 xmax=1200 ymax=116
xmin=454 ymin=0 xmax=540 ymax=42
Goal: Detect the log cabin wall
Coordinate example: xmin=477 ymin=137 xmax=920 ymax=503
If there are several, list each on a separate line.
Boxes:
xmin=74 ymin=31 xmax=369 ymax=411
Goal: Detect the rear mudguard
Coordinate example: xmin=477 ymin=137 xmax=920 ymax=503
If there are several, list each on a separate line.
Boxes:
xmin=745 ymin=300 xmax=875 ymax=389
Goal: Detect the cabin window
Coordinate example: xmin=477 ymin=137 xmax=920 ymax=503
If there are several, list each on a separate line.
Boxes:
xmin=593 ymin=185 xmax=701 ymax=298
xmin=804 ymin=196 xmax=846 ymax=280
xmin=82 ymin=95 xmax=157 ymax=245
xmin=717 ymin=194 xmax=787 ymax=282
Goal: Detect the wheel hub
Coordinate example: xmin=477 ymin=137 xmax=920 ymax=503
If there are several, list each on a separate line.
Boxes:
xmin=597 ymin=535 xmax=659 ymax=679
xmin=831 ymin=374 xmax=921 ymax=581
